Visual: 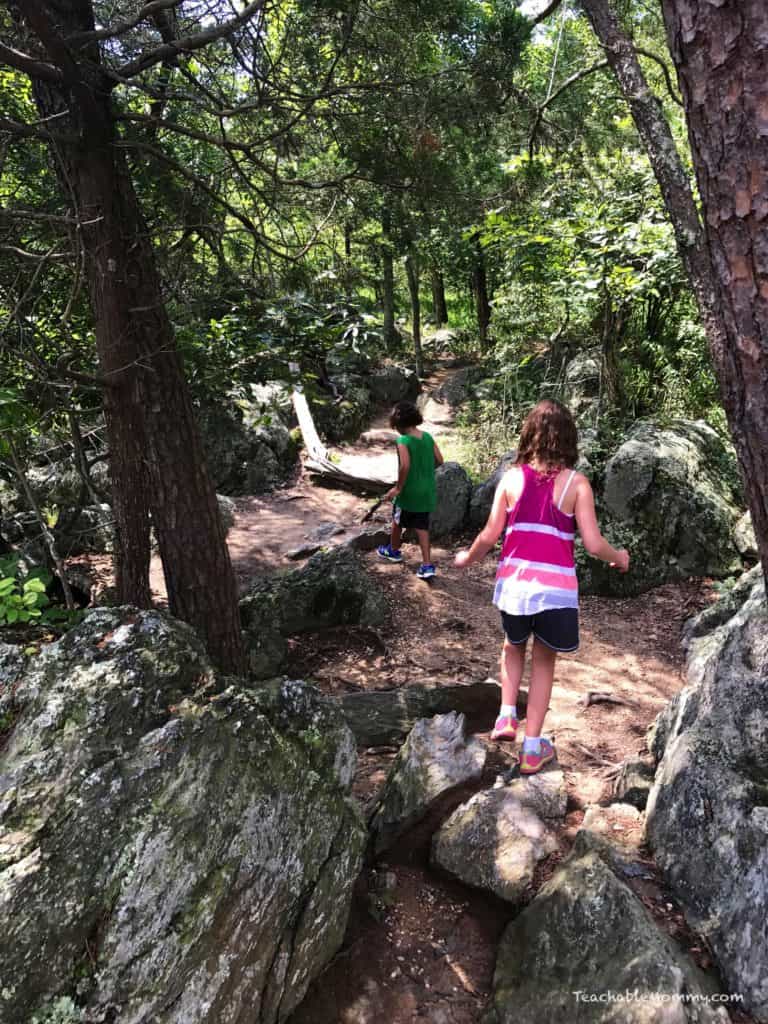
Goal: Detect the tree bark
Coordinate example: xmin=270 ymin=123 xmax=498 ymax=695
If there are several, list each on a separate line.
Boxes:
xmin=405 ymin=251 xmax=424 ymax=379
xmin=581 ymin=0 xmax=768 ymax=589
xmin=659 ymin=0 xmax=768 ymax=589
xmin=344 ymin=220 xmax=353 ymax=305
xmin=381 ymin=207 xmax=396 ymax=346
xmin=472 ymin=236 xmax=492 ymax=347
xmin=431 ymin=266 xmax=448 ymax=326
xmin=22 ymin=3 xmax=244 ymax=670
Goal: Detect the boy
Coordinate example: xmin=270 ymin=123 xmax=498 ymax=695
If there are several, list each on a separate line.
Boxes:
xmin=377 ymin=401 xmax=444 ymax=579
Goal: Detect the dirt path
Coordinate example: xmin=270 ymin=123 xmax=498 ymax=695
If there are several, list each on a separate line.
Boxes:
xmin=71 ymin=364 xmax=740 ymax=1022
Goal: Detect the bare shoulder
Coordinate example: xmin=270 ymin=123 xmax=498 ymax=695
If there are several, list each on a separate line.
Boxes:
xmin=499 ymin=465 xmax=524 ymax=502
xmin=572 ymin=471 xmax=592 ymax=490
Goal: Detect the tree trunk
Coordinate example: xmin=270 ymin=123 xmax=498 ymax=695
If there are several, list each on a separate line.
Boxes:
xmin=472 ymin=237 xmax=492 ymax=347
xmin=381 ymin=207 xmax=396 ymax=346
xmin=344 ymin=220 xmax=353 ymax=306
xmin=431 ymin=266 xmax=448 ymax=326
xmin=581 ymin=0 xmax=768 ymax=588
xmin=659 ymin=0 xmax=768 ymax=589
xmin=405 ymin=251 xmax=424 ymax=379
xmin=26 ymin=7 xmax=244 ymax=671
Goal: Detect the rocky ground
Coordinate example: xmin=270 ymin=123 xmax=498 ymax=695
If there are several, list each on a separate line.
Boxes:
xmin=59 ymin=364 xmax=758 ymax=1024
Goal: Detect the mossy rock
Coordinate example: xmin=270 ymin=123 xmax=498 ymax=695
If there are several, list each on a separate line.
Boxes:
xmin=580 ymin=419 xmax=743 ymax=597
xmin=0 ymin=608 xmax=364 ymax=1024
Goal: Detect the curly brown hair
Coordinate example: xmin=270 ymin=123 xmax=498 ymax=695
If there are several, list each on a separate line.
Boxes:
xmin=516 ymin=399 xmax=578 ymax=471
xmin=389 ymin=401 xmax=423 ymax=432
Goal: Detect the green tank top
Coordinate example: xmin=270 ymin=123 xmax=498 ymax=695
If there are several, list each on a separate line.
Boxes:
xmin=394 ymin=431 xmax=437 ymax=512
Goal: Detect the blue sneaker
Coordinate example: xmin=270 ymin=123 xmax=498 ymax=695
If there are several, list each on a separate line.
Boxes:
xmin=416 ymin=563 xmax=436 ymax=579
xmin=377 ymin=544 xmax=403 ymax=563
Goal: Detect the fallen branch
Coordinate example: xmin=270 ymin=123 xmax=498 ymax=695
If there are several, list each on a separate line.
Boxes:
xmin=581 ymin=690 xmax=630 ymax=708
xmin=293 ymin=389 xmax=394 ymax=494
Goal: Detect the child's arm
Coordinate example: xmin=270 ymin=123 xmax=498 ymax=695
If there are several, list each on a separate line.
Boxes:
xmin=454 ymin=476 xmax=511 ymax=567
xmin=433 ymin=440 xmax=445 ymax=467
xmin=573 ymin=476 xmax=630 ymax=571
xmin=385 ymin=442 xmax=411 ymax=500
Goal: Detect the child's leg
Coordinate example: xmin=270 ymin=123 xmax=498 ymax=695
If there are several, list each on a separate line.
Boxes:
xmin=415 ymin=528 xmax=431 ymax=564
xmin=390 ymin=520 xmax=403 ymax=551
xmin=500 ymin=638 xmax=526 ymax=708
xmin=525 ymin=638 xmax=557 ymax=738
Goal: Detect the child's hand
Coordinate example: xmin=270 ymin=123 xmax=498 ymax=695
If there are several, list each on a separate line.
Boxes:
xmin=454 ymin=549 xmax=472 ymax=568
xmin=384 ymin=486 xmax=399 ymax=501
xmin=610 ymin=549 xmax=630 ymax=573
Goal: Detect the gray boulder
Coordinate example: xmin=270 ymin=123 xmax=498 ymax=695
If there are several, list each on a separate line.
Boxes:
xmin=339 ymin=679 xmax=519 ymax=748
xmin=25 ymin=461 xmax=111 ymax=510
xmin=55 ymin=503 xmax=114 ymax=556
xmin=312 ymin=375 xmax=373 ymax=443
xmin=245 ymin=380 xmax=296 ymax=428
xmin=431 ymin=771 xmax=565 ymax=902
xmin=612 ymin=759 xmax=655 ymax=811
xmin=0 ymin=608 xmax=365 ymax=1024
xmin=681 ymin=564 xmax=762 ymax=650
xmin=564 ymin=349 xmax=601 ymax=425
xmin=432 ymin=462 xmax=472 ymax=538
xmin=645 ymin=572 xmax=768 ymax=1021
xmin=240 ymin=548 xmax=387 ymax=678
xmin=580 ymin=420 xmax=743 ymax=597
xmin=216 ymin=493 xmax=237 ymax=536
xmin=734 ymin=510 xmax=758 ymax=559
xmin=469 ymin=451 xmax=517 ymax=528
xmin=486 ymin=840 xmax=729 ymax=1024
xmin=197 ymin=401 xmax=297 ymax=495
xmin=431 ymin=366 xmax=484 ymax=408
xmin=367 ymin=364 xmax=419 ymax=405
xmin=368 ymin=712 xmax=486 ymax=855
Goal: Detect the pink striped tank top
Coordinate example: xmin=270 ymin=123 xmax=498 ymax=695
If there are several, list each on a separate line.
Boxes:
xmin=493 ymin=464 xmax=578 ymax=615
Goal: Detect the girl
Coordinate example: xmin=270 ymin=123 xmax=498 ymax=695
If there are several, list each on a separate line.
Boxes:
xmin=455 ymin=399 xmax=629 ymax=774
xmin=378 ymin=401 xmax=444 ymax=579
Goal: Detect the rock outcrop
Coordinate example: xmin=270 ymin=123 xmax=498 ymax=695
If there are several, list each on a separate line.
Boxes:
xmin=646 ymin=572 xmax=768 ymax=1021
xmin=0 ymin=608 xmax=364 ymax=1024
xmin=368 ymin=712 xmax=486 ymax=855
xmin=240 ymin=547 xmax=387 ymax=678
xmin=579 ymin=420 xmax=743 ymax=597
xmin=432 ymin=771 xmax=566 ymax=902
xmin=197 ymin=400 xmax=298 ymax=494
xmin=486 ymin=835 xmax=730 ymax=1023
xmin=469 ymin=451 xmax=517 ymax=529
xmin=431 ymin=462 xmax=472 ymax=539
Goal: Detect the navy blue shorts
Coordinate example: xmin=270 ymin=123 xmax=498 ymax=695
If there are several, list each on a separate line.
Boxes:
xmin=501 ymin=608 xmax=579 ymax=653
xmin=393 ymin=506 xmax=430 ymax=531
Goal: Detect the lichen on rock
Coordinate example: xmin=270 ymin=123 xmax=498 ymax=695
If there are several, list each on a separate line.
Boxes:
xmin=0 ymin=608 xmax=364 ymax=1024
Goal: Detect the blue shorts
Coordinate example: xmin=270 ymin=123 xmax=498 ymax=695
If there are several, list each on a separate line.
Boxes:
xmin=500 ymin=608 xmax=579 ymax=653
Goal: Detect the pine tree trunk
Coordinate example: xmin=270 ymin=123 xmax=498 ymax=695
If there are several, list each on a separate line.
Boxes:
xmin=581 ymin=0 xmax=768 ymax=588
xmin=26 ymin=7 xmax=244 ymax=671
xmin=659 ymin=0 xmax=768 ymax=588
xmin=431 ymin=267 xmax=448 ymax=326
xmin=381 ymin=207 xmax=396 ymax=346
xmin=405 ymin=252 xmax=424 ymax=379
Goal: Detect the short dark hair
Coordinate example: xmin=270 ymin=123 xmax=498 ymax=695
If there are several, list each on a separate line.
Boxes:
xmin=516 ymin=399 xmax=578 ymax=470
xmin=389 ymin=401 xmax=423 ymax=432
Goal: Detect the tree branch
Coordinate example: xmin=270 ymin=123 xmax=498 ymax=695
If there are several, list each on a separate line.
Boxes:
xmin=529 ymin=0 xmax=564 ymax=27
xmin=0 ymin=115 xmax=79 ymax=145
xmin=55 ymin=353 xmax=113 ymax=389
xmin=529 ymin=59 xmax=610 ymax=158
xmin=0 ymin=40 xmax=64 ymax=83
xmin=115 ymin=0 xmax=267 ymax=79
xmin=635 ymin=47 xmax=683 ymax=107
xmin=66 ymin=0 xmax=182 ymax=46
